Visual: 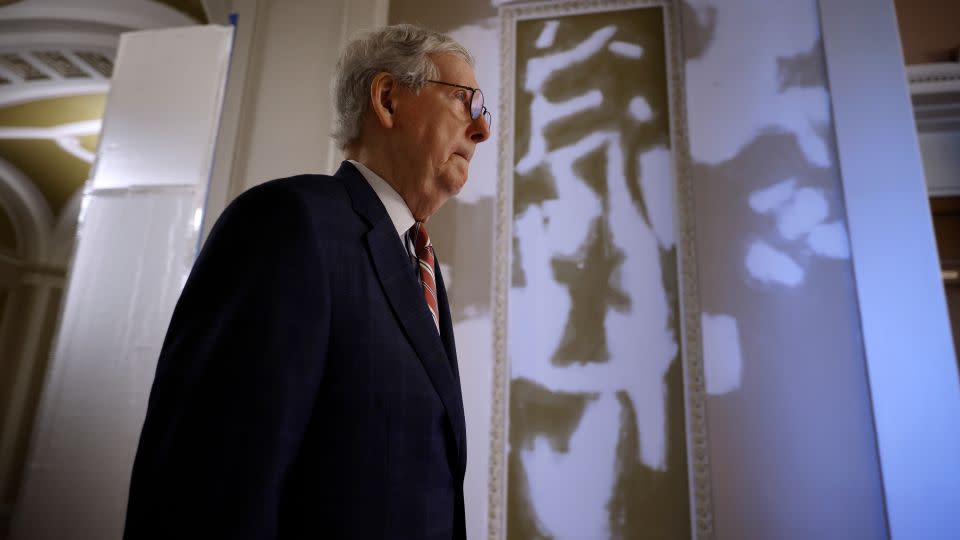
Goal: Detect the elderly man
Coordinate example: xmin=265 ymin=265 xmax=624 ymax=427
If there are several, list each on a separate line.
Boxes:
xmin=123 ymin=24 xmax=490 ymax=540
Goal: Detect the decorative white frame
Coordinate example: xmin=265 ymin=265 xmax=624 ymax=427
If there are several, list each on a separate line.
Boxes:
xmin=488 ymin=1 xmax=714 ymax=538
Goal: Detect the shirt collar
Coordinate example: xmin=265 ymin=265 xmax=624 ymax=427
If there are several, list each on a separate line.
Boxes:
xmin=347 ymin=159 xmax=416 ymax=239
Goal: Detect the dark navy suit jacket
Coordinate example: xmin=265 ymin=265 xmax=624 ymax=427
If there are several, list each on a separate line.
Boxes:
xmin=124 ymin=162 xmax=467 ymax=539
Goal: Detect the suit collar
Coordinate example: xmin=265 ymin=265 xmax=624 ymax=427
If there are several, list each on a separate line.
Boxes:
xmin=346 ymin=159 xmax=416 ymax=238
xmin=434 ymin=255 xmax=466 ymax=474
xmin=335 ymin=161 xmax=386 ymax=227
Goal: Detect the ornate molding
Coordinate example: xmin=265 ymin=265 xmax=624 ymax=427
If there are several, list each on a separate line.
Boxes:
xmin=0 ymin=45 xmax=112 ymax=108
xmin=0 ymin=0 xmax=196 ymax=33
xmin=666 ymin=0 xmax=714 ymax=533
xmin=907 ymin=62 xmax=960 ymax=133
xmin=907 ymin=62 xmax=960 ymax=92
xmin=489 ymin=1 xmax=714 ymax=538
xmin=487 ymin=6 xmax=515 ymax=537
xmin=0 ymin=158 xmax=53 ymax=261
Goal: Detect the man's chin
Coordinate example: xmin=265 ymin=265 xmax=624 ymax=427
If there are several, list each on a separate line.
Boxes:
xmin=439 ymin=170 xmax=468 ymax=197
xmin=450 ymin=179 xmax=468 ymax=198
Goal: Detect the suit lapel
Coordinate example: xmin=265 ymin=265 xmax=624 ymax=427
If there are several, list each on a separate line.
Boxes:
xmin=335 ymin=162 xmax=466 ymax=461
xmin=433 ymin=257 xmax=467 ymax=475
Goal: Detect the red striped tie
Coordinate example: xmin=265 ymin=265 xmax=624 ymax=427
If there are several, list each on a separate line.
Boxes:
xmin=413 ymin=222 xmax=440 ymax=331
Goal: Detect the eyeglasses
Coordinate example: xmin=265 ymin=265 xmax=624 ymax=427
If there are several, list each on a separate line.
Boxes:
xmin=426 ymin=79 xmax=492 ymax=128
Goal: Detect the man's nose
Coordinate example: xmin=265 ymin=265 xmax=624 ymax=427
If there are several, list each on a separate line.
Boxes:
xmin=469 ymin=114 xmax=490 ymax=143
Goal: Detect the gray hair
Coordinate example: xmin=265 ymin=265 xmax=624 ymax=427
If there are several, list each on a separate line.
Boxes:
xmin=331 ymin=24 xmax=474 ymax=149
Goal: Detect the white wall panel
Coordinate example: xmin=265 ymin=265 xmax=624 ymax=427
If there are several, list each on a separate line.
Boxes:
xmin=820 ymin=1 xmax=960 ymax=538
xmin=92 ymin=27 xmax=233 ymax=189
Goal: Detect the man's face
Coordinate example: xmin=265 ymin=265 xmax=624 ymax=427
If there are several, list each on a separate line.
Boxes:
xmin=391 ymin=53 xmax=490 ymax=220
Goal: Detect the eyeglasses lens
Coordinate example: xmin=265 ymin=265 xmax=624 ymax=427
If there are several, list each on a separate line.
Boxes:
xmin=471 ymin=89 xmax=484 ymax=120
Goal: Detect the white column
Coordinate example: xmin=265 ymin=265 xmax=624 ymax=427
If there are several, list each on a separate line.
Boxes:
xmin=0 ymin=271 xmax=62 ymax=500
xmin=820 ymin=1 xmax=960 ymax=538
xmin=11 ymin=26 xmax=233 ymax=540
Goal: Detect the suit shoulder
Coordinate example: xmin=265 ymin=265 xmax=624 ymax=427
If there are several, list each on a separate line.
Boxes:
xmin=244 ymin=174 xmax=345 ymax=203
xmin=200 ymin=174 xmax=350 ymax=262
xmin=226 ymin=174 xmax=350 ymax=217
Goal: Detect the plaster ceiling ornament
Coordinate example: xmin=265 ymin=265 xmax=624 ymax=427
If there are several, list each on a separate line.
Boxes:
xmin=0 ymin=0 xmax=205 ymax=264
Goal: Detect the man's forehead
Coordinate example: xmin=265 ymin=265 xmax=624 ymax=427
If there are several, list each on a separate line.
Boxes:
xmin=432 ymin=53 xmax=479 ymax=86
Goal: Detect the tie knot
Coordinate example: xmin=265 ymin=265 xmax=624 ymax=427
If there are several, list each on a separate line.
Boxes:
xmin=413 ymin=222 xmax=431 ymax=257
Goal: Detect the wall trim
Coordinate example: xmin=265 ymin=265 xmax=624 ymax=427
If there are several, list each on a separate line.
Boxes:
xmin=0 ymin=159 xmax=52 ymax=262
xmin=908 ymin=62 xmax=960 ymax=133
xmin=907 ymin=61 xmax=960 ymax=93
xmin=202 ymin=0 xmax=263 ymax=244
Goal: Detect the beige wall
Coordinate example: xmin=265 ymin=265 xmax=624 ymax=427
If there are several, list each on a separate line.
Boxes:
xmin=894 ymin=0 xmax=960 ymax=64
xmin=7 ymin=0 xmax=953 ymax=538
xmin=389 ymin=0 xmax=889 ymax=538
xmin=203 ymin=0 xmax=389 ymax=242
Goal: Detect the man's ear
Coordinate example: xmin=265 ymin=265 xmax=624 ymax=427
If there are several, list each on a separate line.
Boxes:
xmin=370 ymin=72 xmax=396 ymax=128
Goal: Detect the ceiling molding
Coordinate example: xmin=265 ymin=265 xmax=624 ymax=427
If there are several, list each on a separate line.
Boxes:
xmin=908 ymin=62 xmax=960 ymax=94
xmin=0 ymin=30 xmax=118 ymax=50
xmin=0 ymin=157 xmax=52 ymax=261
xmin=0 ymin=11 xmax=115 ymax=264
xmin=0 ymin=0 xmax=196 ymax=31
xmin=0 ymin=1 xmax=161 ymax=265
xmin=0 ymin=42 xmax=112 ymax=108
xmin=0 ymin=81 xmax=108 ymax=108
xmin=0 ymin=120 xmax=102 ymax=141
xmin=54 ymin=133 xmax=97 ymax=164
